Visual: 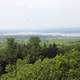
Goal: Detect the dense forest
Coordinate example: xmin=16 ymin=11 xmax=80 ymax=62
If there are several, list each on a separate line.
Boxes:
xmin=0 ymin=37 xmax=80 ymax=80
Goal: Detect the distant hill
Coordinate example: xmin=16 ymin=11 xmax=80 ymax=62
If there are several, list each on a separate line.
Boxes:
xmin=0 ymin=27 xmax=80 ymax=33
xmin=0 ymin=27 xmax=80 ymax=40
xmin=0 ymin=32 xmax=79 ymax=41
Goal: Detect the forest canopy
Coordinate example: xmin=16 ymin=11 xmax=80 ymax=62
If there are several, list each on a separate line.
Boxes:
xmin=0 ymin=37 xmax=80 ymax=80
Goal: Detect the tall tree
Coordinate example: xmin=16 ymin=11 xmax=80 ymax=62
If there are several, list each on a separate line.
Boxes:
xmin=27 ymin=36 xmax=41 ymax=63
xmin=6 ymin=37 xmax=17 ymax=64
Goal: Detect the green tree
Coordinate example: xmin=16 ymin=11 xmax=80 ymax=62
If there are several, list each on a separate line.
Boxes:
xmin=6 ymin=37 xmax=17 ymax=64
xmin=27 ymin=36 xmax=41 ymax=63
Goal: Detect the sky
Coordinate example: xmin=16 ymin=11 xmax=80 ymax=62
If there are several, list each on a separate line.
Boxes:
xmin=0 ymin=0 xmax=80 ymax=32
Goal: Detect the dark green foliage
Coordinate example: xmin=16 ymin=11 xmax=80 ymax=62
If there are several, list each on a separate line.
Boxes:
xmin=1 ymin=50 xmax=80 ymax=80
xmin=6 ymin=38 xmax=18 ymax=64
xmin=41 ymin=43 xmax=59 ymax=60
xmin=0 ymin=37 xmax=80 ymax=79
xmin=26 ymin=36 xmax=41 ymax=63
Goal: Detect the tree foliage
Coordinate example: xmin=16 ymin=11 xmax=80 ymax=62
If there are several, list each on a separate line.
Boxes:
xmin=0 ymin=37 xmax=79 ymax=79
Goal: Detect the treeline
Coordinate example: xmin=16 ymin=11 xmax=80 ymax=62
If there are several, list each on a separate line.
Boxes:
xmin=0 ymin=37 xmax=80 ymax=80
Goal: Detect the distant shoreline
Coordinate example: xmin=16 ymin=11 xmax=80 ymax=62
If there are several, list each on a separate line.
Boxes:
xmin=0 ymin=32 xmax=80 ymax=37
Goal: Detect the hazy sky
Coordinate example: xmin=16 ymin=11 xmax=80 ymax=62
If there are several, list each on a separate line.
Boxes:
xmin=0 ymin=0 xmax=80 ymax=31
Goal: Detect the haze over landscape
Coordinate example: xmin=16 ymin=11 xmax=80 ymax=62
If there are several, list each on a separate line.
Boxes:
xmin=0 ymin=0 xmax=80 ymax=79
xmin=0 ymin=0 xmax=80 ymax=33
